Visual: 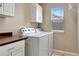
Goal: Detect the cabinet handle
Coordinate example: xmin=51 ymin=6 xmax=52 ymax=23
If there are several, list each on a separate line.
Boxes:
xmin=8 ymin=47 xmax=15 ymax=51
xmin=8 ymin=47 xmax=15 ymax=56
xmin=26 ymin=39 xmax=29 ymax=40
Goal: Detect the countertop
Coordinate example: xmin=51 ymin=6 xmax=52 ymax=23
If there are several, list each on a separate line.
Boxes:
xmin=0 ymin=32 xmax=28 ymax=46
xmin=0 ymin=31 xmax=53 ymax=46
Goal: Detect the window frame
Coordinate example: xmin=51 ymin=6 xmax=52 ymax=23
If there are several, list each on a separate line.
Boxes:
xmin=51 ymin=7 xmax=64 ymax=32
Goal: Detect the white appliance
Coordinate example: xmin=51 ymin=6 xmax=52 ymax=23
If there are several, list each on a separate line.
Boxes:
xmin=19 ymin=27 xmax=53 ymax=56
xmin=19 ymin=26 xmax=36 ymax=36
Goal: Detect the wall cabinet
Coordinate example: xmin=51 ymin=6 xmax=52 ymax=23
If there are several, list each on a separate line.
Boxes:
xmin=31 ymin=3 xmax=43 ymax=23
xmin=0 ymin=3 xmax=14 ymax=17
xmin=0 ymin=40 xmax=25 ymax=56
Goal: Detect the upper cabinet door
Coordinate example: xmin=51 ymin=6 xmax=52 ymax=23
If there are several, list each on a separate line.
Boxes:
xmin=0 ymin=3 xmax=15 ymax=17
xmin=31 ymin=4 xmax=43 ymax=23
xmin=0 ymin=3 xmax=3 ymax=14
xmin=31 ymin=4 xmax=37 ymax=22
xmin=36 ymin=4 xmax=43 ymax=23
xmin=3 ymin=3 xmax=15 ymax=16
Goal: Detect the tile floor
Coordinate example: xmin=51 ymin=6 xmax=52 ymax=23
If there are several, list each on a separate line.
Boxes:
xmin=51 ymin=50 xmax=78 ymax=56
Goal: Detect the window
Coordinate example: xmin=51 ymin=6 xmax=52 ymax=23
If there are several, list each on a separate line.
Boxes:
xmin=51 ymin=7 xmax=64 ymax=31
